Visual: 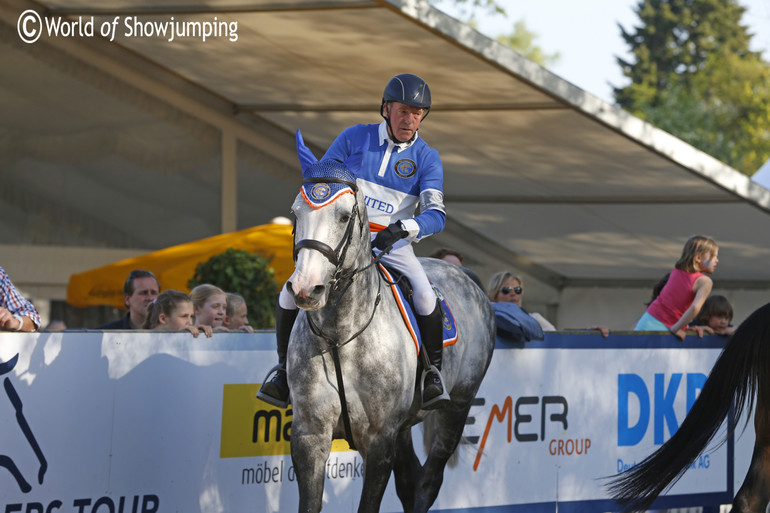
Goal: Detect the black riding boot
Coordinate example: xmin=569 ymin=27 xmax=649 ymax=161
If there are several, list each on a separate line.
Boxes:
xmin=256 ymin=305 xmax=298 ymax=408
xmin=417 ymin=300 xmax=450 ymax=410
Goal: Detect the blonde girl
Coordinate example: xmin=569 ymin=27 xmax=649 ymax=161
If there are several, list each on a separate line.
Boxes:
xmin=634 ymin=235 xmax=719 ymax=340
xmin=143 ymin=290 xmax=212 ymax=338
xmin=190 ymin=284 xmax=228 ymax=330
xmin=224 ymin=292 xmax=254 ymax=333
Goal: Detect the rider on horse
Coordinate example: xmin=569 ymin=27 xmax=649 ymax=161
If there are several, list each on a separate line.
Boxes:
xmin=258 ymin=73 xmax=449 ymax=410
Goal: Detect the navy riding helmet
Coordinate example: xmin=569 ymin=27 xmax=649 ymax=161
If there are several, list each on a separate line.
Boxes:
xmin=380 ymin=73 xmax=431 ymax=121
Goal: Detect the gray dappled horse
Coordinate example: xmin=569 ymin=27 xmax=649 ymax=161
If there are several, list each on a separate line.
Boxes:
xmin=284 ymin=131 xmax=496 ymax=513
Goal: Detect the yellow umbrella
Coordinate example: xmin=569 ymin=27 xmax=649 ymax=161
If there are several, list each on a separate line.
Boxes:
xmin=67 ymin=223 xmax=294 ymax=308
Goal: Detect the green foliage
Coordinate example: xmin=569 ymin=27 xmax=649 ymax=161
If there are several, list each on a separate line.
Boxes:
xmin=496 ymin=20 xmax=561 ymax=67
xmin=614 ymin=0 xmax=770 ymax=175
xmin=430 ymin=1 xmax=558 ymax=68
xmin=431 ymin=0 xmax=506 ymax=21
xmin=188 ymin=248 xmax=278 ymax=329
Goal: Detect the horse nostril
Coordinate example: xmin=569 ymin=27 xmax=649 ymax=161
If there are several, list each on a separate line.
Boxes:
xmin=312 ymin=284 xmax=326 ymax=297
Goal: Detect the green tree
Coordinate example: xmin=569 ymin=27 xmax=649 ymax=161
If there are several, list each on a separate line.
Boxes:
xmin=496 ymin=19 xmax=560 ymax=67
xmin=614 ymin=0 xmax=770 ymax=175
xmin=188 ymin=248 xmax=278 ymax=329
xmin=431 ymin=0 xmax=506 ymax=22
xmin=430 ymin=1 xmax=558 ymax=67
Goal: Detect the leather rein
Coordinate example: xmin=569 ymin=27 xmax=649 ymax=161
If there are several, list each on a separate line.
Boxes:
xmin=292 ymin=176 xmax=387 ymax=450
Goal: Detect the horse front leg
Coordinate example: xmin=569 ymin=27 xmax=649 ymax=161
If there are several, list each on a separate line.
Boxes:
xmin=291 ymin=430 xmax=333 ymax=513
xmin=357 ymin=432 xmax=399 ymax=513
xmin=392 ymin=426 xmax=421 ymax=513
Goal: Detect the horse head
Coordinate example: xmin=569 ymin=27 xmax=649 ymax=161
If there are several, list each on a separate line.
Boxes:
xmin=287 ymin=130 xmax=369 ymax=310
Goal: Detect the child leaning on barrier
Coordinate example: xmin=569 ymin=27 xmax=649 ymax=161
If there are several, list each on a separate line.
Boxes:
xmin=190 ymin=284 xmax=228 ymax=331
xmin=693 ymin=294 xmax=735 ymax=336
xmin=634 ymin=235 xmax=719 ymax=340
xmin=224 ymin=292 xmax=254 ymax=333
xmin=143 ymin=290 xmax=212 ymax=338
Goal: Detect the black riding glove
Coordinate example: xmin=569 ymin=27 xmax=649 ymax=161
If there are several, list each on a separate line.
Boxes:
xmin=372 ymin=222 xmax=408 ymax=251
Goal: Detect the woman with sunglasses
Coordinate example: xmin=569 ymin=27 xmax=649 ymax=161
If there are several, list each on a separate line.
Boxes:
xmin=487 ymin=271 xmax=556 ymax=331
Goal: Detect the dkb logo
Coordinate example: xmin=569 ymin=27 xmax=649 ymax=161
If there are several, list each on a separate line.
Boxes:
xmin=617 ymin=372 xmax=706 ymax=446
xmin=1 ymin=353 xmax=48 ymax=492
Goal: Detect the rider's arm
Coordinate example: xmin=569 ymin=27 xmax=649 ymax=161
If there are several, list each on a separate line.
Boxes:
xmin=401 ymin=148 xmax=445 ymax=239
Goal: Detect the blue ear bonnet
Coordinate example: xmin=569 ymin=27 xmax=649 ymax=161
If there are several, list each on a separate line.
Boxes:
xmin=296 ymin=129 xmax=365 ymax=208
xmin=301 ymin=160 xmax=358 ymax=208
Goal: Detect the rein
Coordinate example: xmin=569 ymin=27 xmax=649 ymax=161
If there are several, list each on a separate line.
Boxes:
xmin=294 ymin=176 xmax=390 ymax=450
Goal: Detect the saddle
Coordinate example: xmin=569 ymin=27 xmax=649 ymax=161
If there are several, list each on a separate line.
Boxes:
xmin=376 ymin=263 xmax=458 ymax=353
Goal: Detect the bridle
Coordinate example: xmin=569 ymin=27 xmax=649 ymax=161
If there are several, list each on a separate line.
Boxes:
xmin=291 ymin=174 xmax=388 ymax=347
xmin=293 ymin=176 xmax=363 ymax=288
xmin=291 ymin=175 xmax=383 ymax=451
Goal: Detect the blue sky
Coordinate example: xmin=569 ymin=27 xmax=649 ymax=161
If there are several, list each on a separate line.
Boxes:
xmin=434 ymin=0 xmax=770 ymax=104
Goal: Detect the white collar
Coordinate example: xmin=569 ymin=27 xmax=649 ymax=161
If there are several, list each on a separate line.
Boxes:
xmin=378 ymin=121 xmax=418 ymax=151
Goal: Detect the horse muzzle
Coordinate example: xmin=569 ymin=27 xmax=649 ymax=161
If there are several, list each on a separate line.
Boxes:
xmin=287 ymin=279 xmax=328 ymax=311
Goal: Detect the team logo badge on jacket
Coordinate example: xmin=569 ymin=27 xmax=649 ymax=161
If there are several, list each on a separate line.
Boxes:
xmin=394 ymin=159 xmax=417 ymax=178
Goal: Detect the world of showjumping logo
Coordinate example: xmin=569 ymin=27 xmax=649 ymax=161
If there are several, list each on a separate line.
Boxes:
xmin=17 ymin=9 xmax=239 ymax=44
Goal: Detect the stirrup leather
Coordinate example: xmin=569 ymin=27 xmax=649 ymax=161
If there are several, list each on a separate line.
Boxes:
xmin=256 ymin=364 xmax=291 ymax=409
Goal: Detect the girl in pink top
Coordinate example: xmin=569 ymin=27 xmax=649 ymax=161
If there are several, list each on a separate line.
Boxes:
xmin=634 ymin=235 xmax=719 ymax=340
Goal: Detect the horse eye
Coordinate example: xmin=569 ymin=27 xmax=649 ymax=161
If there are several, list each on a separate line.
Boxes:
xmin=340 ymin=214 xmax=351 ymax=223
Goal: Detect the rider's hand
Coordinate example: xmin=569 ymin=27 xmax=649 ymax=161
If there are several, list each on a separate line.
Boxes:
xmin=372 ymin=222 xmax=408 ymax=251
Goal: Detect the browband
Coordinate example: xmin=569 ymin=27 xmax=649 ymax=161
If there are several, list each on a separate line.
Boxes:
xmin=303 ymin=176 xmax=358 ymax=192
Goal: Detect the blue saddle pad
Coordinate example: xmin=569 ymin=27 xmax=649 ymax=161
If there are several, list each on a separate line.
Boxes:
xmin=378 ymin=264 xmax=458 ymax=353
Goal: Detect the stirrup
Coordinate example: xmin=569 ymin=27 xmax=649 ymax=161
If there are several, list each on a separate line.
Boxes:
xmin=256 ymin=364 xmax=291 ymax=409
xmin=420 ymin=364 xmax=450 ymax=410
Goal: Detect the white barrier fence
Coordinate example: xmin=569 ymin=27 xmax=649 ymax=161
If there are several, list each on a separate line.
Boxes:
xmin=0 ymin=331 xmax=753 ymax=512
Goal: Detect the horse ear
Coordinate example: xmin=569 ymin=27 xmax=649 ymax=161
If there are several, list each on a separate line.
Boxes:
xmin=296 ymin=129 xmax=318 ymax=174
xmin=342 ymin=135 xmax=368 ymax=178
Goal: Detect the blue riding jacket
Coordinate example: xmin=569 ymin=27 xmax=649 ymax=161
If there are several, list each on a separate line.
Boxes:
xmin=323 ymin=121 xmax=446 ymax=240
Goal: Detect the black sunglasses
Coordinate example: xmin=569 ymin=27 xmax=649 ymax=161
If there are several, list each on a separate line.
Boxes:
xmin=501 ymin=285 xmax=522 ymax=295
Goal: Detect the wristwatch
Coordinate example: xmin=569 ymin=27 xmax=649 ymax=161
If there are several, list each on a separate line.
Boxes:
xmin=12 ymin=314 xmax=23 ymax=331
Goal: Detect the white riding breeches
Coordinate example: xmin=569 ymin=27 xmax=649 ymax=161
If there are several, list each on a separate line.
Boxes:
xmin=373 ymin=238 xmax=436 ymax=316
xmin=278 ymin=238 xmax=437 ymax=316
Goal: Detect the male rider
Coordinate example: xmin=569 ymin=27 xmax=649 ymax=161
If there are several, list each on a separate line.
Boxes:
xmin=258 ymin=73 xmax=448 ymax=410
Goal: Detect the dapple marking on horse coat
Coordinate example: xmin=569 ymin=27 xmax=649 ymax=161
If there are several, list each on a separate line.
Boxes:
xmin=284 ymin=131 xmax=496 ymax=513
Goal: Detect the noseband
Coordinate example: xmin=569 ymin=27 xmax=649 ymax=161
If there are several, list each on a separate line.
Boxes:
xmin=293 ymin=177 xmax=363 ymax=283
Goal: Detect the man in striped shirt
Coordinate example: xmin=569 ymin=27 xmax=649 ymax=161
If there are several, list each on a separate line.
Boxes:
xmin=0 ymin=266 xmax=40 ymax=332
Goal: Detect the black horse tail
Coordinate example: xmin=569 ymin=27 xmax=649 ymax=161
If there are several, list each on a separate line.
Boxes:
xmin=606 ymin=302 xmax=770 ymax=512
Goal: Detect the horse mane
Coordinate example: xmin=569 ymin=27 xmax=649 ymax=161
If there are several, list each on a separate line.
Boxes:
xmin=606 ymin=302 xmax=770 ymax=512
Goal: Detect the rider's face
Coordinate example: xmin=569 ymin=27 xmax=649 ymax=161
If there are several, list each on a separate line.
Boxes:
xmin=385 ymin=102 xmax=424 ymax=142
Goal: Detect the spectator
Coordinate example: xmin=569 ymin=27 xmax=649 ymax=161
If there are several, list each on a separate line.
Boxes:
xmin=98 ymin=270 xmax=160 ymax=329
xmin=44 ymin=320 xmax=67 ymax=331
xmin=224 ymin=293 xmax=254 ymax=333
xmin=190 ymin=284 xmax=228 ymax=330
xmin=0 ymin=266 xmax=40 ymax=332
xmin=646 ymin=272 xmax=671 ymax=306
xmin=487 ymin=271 xmax=556 ymax=331
xmin=634 ymin=235 xmax=718 ymax=340
xmin=429 ymin=247 xmax=464 ymax=266
xmin=143 ymin=289 xmax=211 ymax=338
xmin=694 ymin=295 xmax=735 ymax=336
xmin=427 ymin=247 xmax=484 ymax=289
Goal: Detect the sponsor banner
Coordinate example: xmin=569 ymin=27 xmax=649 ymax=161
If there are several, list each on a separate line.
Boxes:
xmin=0 ymin=331 xmax=743 ymax=512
